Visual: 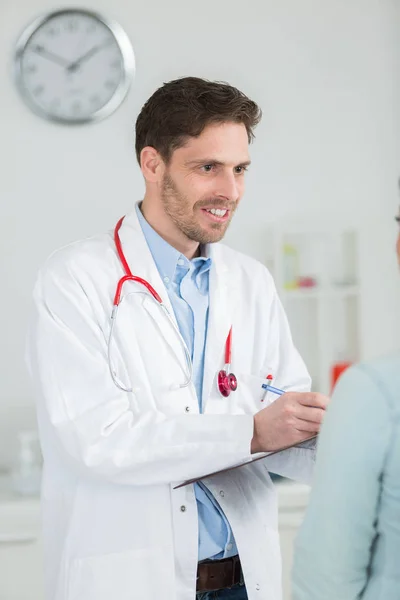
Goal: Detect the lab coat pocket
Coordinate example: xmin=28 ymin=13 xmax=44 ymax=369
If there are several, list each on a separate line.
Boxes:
xmin=67 ymin=545 xmax=174 ymax=600
xmin=238 ymin=371 xmax=279 ymax=413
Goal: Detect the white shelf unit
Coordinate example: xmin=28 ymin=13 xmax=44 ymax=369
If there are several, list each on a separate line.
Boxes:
xmin=265 ymin=224 xmax=361 ymax=395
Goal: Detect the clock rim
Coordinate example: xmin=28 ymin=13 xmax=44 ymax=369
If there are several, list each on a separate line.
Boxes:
xmin=13 ymin=7 xmax=135 ymax=125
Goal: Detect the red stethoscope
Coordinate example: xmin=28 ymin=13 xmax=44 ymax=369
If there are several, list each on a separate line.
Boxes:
xmin=217 ymin=328 xmax=238 ymax=397
xmin=108 ymin=216 xmax=238 ymax=398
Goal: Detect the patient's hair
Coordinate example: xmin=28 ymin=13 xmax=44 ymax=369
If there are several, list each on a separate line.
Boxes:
xmin=135 ymin=76 xmax=262 ymax=165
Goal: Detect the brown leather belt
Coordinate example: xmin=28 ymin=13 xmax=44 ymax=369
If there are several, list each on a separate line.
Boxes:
xmin=196 ymin=555 xmax=242 ymax=592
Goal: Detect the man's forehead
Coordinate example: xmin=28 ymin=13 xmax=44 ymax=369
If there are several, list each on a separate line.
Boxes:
xmin=174 ymin=124 xmax=250 ymax=165
xmin=193 ymin=122 xmax=247 ymax=144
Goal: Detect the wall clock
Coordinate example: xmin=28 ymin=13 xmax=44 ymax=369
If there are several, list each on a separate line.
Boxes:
xmin=14 ymin=8 xmax=135 ymax=124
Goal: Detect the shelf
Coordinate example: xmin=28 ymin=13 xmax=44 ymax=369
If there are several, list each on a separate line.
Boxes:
xmin=266 ymin=223 xmax=360 ymax=395
xmin=282 ymin=284 xmax=359 ymax=300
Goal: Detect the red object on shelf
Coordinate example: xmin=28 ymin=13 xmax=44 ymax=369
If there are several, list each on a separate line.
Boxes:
xmin=331 ymin=361 xmax=352 ymax=391
xmin=297 ymin=276 xmax=317 ymax=288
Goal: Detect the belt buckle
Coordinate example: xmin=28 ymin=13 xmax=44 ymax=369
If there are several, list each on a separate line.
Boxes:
xmin=196 ymin=555 xmax=241 ymax=593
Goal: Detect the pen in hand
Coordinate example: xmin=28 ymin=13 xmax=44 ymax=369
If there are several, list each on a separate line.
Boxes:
xmin=253 ymin=377 xmax=329 ymax=453
xmin=261 ymin=383 xmax=284 ymax=396
xmin=261 ymin=374 xmax=284 ymax=402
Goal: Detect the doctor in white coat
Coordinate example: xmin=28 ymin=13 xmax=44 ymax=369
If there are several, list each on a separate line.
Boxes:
xmin=26 ymin=76 xmax=329 ymax=600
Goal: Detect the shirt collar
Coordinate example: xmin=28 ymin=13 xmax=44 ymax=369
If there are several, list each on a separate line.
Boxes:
xmin=135 ymin=203 xmax=212 ymax=286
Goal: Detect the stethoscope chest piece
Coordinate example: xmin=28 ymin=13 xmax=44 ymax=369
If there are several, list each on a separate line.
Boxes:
xmin=218 ymin=369 xmax=238 ymax=397
xmin=217 ymin=326 xmax=238 ymax=398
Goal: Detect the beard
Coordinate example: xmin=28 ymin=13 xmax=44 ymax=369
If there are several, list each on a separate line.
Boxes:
xmin=161 ymin=172 xmax=236 ymax=245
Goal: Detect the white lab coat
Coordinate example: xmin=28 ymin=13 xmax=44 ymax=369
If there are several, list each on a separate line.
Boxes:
xmin=26 ymin=207 xmax=314 ymax=600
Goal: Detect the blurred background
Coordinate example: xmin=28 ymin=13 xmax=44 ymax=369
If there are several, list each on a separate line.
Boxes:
xmin=1 ymin=1 xmax=399 ymax=598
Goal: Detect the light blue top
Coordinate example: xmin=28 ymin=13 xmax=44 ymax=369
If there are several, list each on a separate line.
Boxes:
xmin=292 ymin=352 xmax=400 ymax=600
xmin=136 ymin=204 xmax=238 ymax=561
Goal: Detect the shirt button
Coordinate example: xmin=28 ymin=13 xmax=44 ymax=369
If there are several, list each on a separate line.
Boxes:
xmin=219 ymin=490 xmax=225 ymax=497
xmin=180 ymin=505 xmax=186 ymax=512
xmin=163 ymin=276 xmax=170 ymax=284
xmin=226 ymin=543 xmax=233 ymax=551
xmin=178 ymin=258 xmax=185 ymax=266
xmin=185 ymin=406 xmax=190 ymax=412
xmin=256 ymin=584 xmax=260 ymax=591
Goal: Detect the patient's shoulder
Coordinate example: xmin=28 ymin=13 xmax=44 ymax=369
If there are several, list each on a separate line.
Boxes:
xmin=360 ymin=353 xmax=400 ymax=411
xmin=339 ymin=352 xmax=400 ymax=415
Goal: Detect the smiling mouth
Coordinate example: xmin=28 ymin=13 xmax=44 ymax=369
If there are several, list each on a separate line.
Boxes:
xmin=201 ymin=207 xmax=230 ymax=222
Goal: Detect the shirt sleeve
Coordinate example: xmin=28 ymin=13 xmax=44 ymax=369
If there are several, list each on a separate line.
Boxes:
xmin=292 ymin=363 xmax=392 ymax=600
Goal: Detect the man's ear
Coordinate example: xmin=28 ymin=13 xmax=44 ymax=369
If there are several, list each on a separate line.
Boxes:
xmin=140 ymin=146 xmax=164 ymax=182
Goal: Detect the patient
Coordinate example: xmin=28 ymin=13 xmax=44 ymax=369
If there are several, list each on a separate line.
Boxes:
xmin=292 ymin=208 xmax=400 ymax=600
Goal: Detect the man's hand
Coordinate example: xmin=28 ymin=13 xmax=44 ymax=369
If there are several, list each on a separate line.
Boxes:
xmin=251 ymin=392 xmax=330 ymax=454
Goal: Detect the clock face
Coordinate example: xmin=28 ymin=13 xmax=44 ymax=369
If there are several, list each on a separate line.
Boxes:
xmin=14 ymin=9 xmax=135 ymax=124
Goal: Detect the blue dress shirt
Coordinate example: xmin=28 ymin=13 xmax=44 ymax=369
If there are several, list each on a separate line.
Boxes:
xmin=136 ymin=203 xmax=237 ymax=561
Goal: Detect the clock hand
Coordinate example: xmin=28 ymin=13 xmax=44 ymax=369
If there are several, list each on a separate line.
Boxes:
xmin=32 ymin=44 xmax=70 ymax=68
xmin=67 ymin=39 xmax=113 ymax=72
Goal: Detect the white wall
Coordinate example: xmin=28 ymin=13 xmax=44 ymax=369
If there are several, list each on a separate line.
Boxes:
xmin=1 ymin=0 xmax=400 ymax=462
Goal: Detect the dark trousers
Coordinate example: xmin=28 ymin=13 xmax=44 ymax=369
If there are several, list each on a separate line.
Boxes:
xmin=196 ymin=582 xmax=248 ymax=600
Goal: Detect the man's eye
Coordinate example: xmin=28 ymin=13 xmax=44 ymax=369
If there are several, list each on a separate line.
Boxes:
xmin=202 ymin=164 xmax=214 ymax=172
xmin=235 ymin=166 xmax=248 ymax=174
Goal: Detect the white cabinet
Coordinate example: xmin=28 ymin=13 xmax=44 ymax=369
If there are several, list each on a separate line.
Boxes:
xmin=0 ymin=493 xmax=43 ymax=600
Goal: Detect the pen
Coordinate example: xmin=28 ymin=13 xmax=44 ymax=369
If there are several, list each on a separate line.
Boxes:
xmin=261 ymin=383 xmax=285 ymax=396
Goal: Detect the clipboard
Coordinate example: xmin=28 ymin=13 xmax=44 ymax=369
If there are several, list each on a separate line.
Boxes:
xmin=173 ymin=434 xmax=318 ymax=489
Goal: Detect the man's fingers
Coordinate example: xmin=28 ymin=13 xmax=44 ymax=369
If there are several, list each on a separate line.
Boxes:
xmin=295 ymin=392 xmax=330 ymax=409
xmin=294 ymin=419 xmax=321 ymax=434
xmin=294 ymin=406 xmax=325 ymax=425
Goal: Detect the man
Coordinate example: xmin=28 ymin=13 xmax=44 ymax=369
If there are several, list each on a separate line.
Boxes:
xmin=26 ymin=77 xmax=328 ymax=600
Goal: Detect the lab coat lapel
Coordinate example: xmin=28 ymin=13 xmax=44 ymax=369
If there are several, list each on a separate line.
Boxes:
xmin=116 ymin=207 xmax=190 ymax=370
xmin=202 ymin=245 xmax=239 ymax=411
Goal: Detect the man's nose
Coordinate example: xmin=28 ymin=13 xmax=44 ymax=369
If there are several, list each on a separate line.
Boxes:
xmin=214 ymin=172 xmax=241 ymax=202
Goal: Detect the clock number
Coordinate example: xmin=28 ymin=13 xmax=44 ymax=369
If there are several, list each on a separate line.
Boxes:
xmin=71 ymin=101 xmax=82 ymax=113
xmin=33 ymin=84 xmax=45 ymax=96
xmin=66 ymin=19 xmax=78 ymax=32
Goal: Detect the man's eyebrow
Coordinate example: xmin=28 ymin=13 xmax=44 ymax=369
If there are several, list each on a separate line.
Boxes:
xmin=184 ymin=159 xmax=252 ymax=167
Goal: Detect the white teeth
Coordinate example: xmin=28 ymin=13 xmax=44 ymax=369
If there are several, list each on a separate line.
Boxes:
xmin=207 ymin=208 xmax=227 ymax=217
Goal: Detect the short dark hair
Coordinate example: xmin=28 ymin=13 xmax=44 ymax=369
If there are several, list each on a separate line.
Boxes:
xmin=135 ymin=76 xmax=262 ymax=165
